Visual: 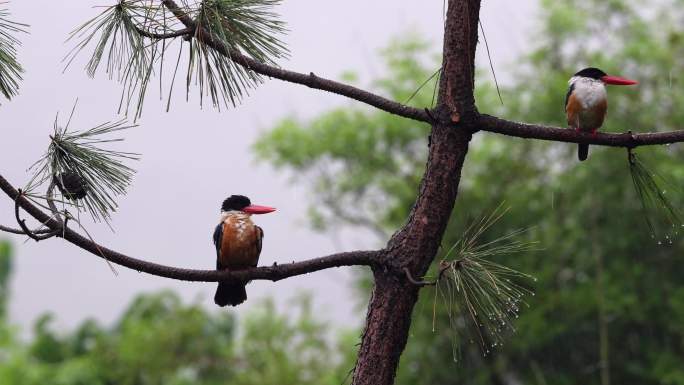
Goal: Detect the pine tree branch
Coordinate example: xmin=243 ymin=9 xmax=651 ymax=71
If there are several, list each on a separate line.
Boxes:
xmin=0 ymin=173 xmax=376 ymax=282
xmin=159 ymin=0 xmax=430 ymax=122
xmin=159 ymin=1 xmax=684 ymax=150
xmin=478 ymin=114 xmax=684 ymax=148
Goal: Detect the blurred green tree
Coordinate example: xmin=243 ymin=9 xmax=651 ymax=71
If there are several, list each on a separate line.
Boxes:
xmin=0 ymin=241 xmax=11 ymax=322
xmin=254 ymin=1 xmax=684 ymax=384
xmin=0 ymin=245 xmax=354 ymax=385
xmin=0 ymin=240 xmax=13 ymax=355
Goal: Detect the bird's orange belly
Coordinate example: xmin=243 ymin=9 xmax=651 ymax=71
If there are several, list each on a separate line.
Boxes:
xmin=574 ymin=109 xmax=606 ymax=131
xmin=566 ymin=93 xmax=607 ymax=131
xmin=219 ymin=219 xmax=259 ymax=269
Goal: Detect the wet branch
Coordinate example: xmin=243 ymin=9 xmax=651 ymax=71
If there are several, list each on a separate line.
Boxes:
xmin=155 ymin=1 xmax=684 ymax=151
xmin=159 ymin=0 xmax=430 ymax=123
xmin=478 ymin=114 xmax=684 ymax=148
xmin=0 ymin=173 xmax=377 ymax=282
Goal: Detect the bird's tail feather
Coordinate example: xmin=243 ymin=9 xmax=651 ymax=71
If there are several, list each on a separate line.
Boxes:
xmin=214 ymin=282 xmax=247 ymax=307
xmin=578 ymin=143 xmax=589 ymax=161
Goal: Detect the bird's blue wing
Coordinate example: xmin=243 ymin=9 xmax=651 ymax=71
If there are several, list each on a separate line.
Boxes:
xmin=213 ymin=223 xmax=223 ymax=269
xmin=565 ymin=83 xmax=575 ymax=111
xmin=254 ymin=226 xmax=264 ymax=267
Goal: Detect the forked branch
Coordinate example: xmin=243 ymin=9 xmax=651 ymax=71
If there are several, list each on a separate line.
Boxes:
xmin=14 ymin=190 xmax=63 ymax=241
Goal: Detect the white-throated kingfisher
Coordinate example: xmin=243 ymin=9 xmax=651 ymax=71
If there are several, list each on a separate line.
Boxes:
xmin=213 ymin=195 xmax=275 ymax=306
xmin=565 ymin=67 xmax=638 ymax=161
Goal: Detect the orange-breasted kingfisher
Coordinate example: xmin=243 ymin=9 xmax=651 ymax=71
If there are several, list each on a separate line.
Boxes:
xmin=213 ymin=195 xmax=275 ymax=306
xmin=565 ymin=67 xmax=638 ymax=161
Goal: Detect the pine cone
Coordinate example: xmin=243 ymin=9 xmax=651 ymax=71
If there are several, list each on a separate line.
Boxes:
xmin=54 ymin=172 xmax=88 ymax=200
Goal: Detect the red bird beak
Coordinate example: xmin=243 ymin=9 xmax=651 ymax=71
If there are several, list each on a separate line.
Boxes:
xmin=242 ymin=205 xmax=276 ymax=214
xmin=601 ymin=75 xmax=638 ymax=85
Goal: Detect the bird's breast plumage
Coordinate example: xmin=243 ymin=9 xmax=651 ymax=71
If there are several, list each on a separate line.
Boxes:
xmin=218 ymin=212 xmax=261 ymax=268
xmin=566 ymin=77 xmax=608 ymax=131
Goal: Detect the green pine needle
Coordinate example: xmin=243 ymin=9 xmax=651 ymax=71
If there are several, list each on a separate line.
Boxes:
xmin=65 ymin=1 xmax=158 ymax=118
xmin=628 ymin=149 xmax=682 ymax=243
xmin=196 ymin=0 xmax=288 ymax=65
xmin=66 ymin=1 xmax=151 ymax=78
xmin=433 ymin=204 xmax=537 ymax=361
xmin=0 ymin=2 xmax=27 ymax=101
xmin=66 ymin=0 xmax=288 ymax=116
xmin=180 ymin=0 xmax=290 ymax=108
xmin=26 ymin=106 xmax=139 ymax=222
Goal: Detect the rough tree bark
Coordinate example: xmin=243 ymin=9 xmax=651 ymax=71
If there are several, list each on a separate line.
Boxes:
xmin=352 ymin=1 xmax=481 ymax=384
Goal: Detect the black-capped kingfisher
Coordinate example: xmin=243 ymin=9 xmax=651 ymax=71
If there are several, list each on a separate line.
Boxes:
xmin=566 ymin=67 xmax=638 ymax=161
xmin=213 ymin=195 xmax=276 ymax=307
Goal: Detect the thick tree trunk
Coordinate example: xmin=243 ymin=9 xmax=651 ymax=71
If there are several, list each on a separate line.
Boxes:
xmin=352 ymin=125 xmax=472 ymax=385
xmin=353 ymin=271 xmax=420 ymax=383
xmin=351 ymin=1 xmax=481 ymax=384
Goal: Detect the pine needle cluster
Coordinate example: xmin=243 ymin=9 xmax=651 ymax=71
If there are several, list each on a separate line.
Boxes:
xmin=25 ymin=105 xmax=139 ymax=222
xmin=628 ymin=149 xmax=683 ymax=243
xmin=191 ymin=0 xmax=287 ymax=105
xmin=433 ymin=205 xmax=537 ymax=361
xmin=66 ymin=0 xmax=288 ymax=117
xmin=0 ymin=2 xmax=27 ymax=101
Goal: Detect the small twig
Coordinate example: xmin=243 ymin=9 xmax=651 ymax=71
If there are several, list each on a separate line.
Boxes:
xmin=0 ymin=224 xmax=54 ymax=236
xmin=404 ymin=261 xmax=452 ymax=286
xmin=46 ymin=181 xmax=63 ymax=227
xmin=14 ymin=190 xmax=61 ymax=241
xmin=403 ymin=267 xmax=438 ymax=286
xmin=424 ymin=108 xmax=439 ymax=125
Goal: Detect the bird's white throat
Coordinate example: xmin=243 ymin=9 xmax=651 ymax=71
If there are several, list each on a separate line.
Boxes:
xmin=220 ymin=211 xmax=253 ymax=237
xmin=220 ymin=210 xmax=251 ymax=222
xmin=569 ymin=76 xmax=607 ymax=109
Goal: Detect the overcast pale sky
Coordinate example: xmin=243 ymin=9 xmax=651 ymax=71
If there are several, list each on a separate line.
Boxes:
xmin=1 ymin=0 xmax=536 ymax=332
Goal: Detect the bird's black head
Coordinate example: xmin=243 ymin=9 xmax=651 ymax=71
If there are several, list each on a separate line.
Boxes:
xmin=222 ymin=195 xmax=251 ymax=211
xmin=574 ymin=67 xmax=607 ymax=79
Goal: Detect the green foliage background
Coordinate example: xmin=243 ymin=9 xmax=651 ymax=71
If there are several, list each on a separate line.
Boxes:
xmin=255 ymin=0 xmax=684 ymax=384
xmin=3 ymin=0 xmax=684 ymax=384
xmin=0 ymin=243 xmax=355 ymax=385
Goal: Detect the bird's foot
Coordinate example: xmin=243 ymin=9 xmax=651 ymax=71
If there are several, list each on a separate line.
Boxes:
xmin=591 ymin=129 xmax=598 ymax=137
